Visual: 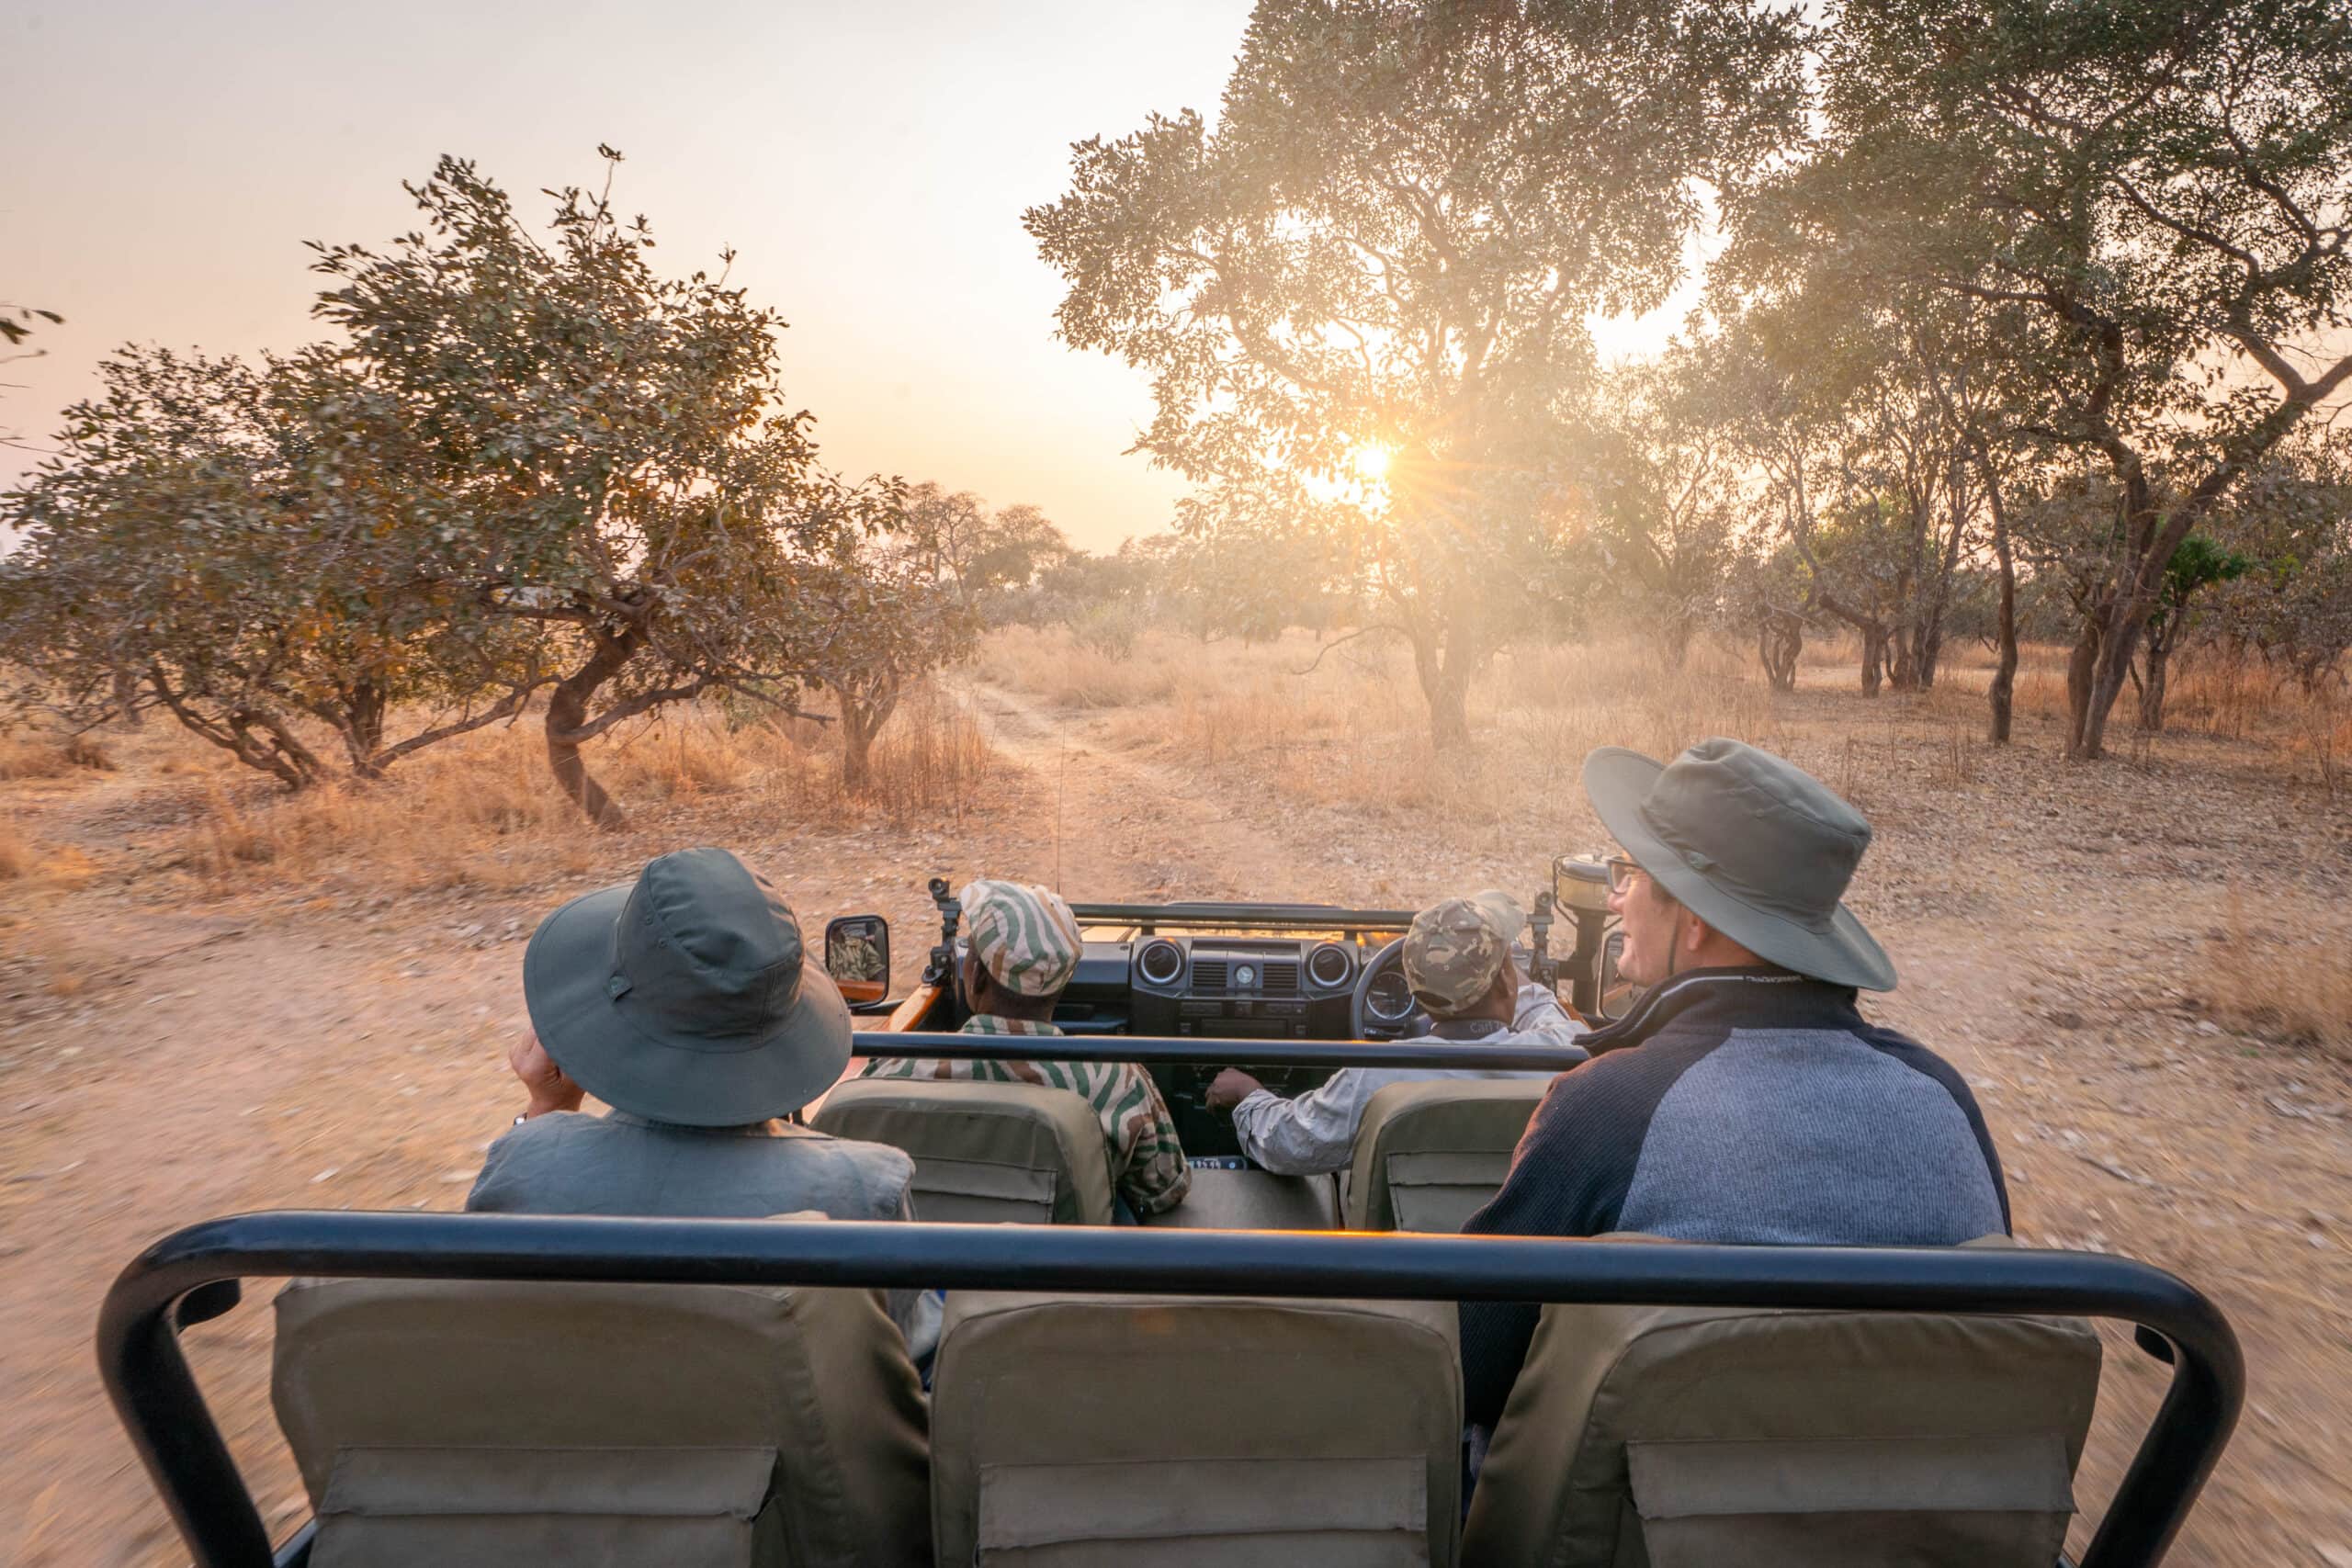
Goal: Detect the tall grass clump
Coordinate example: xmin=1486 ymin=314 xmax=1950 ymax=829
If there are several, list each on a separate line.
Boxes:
xmin=2199 ymin=892 xmax=2352 ymax=1059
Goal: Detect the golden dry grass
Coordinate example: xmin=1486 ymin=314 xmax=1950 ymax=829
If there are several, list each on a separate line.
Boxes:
xmin=0 ymin=816 xmax=31 ymax=881
xmin=147 ymin=681 xmax=995 ymax=896
xmin=2201 ymin=892 xmax=2352 ymax=1058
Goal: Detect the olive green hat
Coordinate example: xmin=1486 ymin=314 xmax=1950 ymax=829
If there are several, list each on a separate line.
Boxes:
xmin=522 ymin=847 xmax=851 ymax=1125
xmin=1583 ymin=738 xmax=1896 ymax=991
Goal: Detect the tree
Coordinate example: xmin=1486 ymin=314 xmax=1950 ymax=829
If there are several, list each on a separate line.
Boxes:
xmin=1736 ymin=0 xmax=2352 ymax=757
xmin=2 ymin=346 xmax=542 ymax=786
xmin=899 ymin=483 xmax=1071 ymax=616
xmin=2 ymin=301 xmax=63 ymax=452
xmin=1581 ymin=355 xmax=1740 ymax=669
xmin=2139 ymin=534 xmax=2252 ymax=731
xmin=308 ymin=151 xmax=895 ymax=824
xmin=1025 ymin=0 xmax=1806 ymax=747
xmin=797 ymin=541 xmax=978 ymax=794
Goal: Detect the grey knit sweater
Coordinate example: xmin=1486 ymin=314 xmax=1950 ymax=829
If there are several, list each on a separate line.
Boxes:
xmin=1457 ymin=967 xmax=2008 ymax=1428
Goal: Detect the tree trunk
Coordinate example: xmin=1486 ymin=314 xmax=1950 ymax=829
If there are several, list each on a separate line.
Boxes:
xmin=2138 ymin=641 xmax=2172 ymax=734
xmin=546 ymin=634 xmax=638 ymax=829
xmin=1758 ymin=616 xmax=1802 ymax=694
xmin=842 ymin=707 xmax=876 ymax=794
xmin=1408 ymin=623 xmax=1475 ymax=751
xmin=1987 ymin=513 xmax=2018 ymax=746
xmin=112 ymin=666 xmax=143 ymax=728
xmin=2064 ymin=610 xmax=2105 ymax=757
xmin=1859 ymin=626 xmax=1887 ymax=697
xmin=1888 ymin=629 xmax=1919 ymax=693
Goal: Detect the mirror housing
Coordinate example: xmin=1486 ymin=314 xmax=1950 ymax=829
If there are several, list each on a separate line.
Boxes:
xmin=1596 ymin=929 xmax=1633 ymax=1021
xmin=823 ymin=915 xmax=890 ymax=1007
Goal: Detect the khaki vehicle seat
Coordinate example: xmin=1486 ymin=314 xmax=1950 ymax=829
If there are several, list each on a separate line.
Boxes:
xmin=272 ymin=1276 xmax=931 ymax=1568
xmin=932 ymin=1291 xmax=1462 ymax=1566
xmin=1344 ymin=1079 xmax=1550 ymax=1232
xmin=813 ymin=1077 xmax=1115 ymax=1224
xmin=1462 ymin=1243 xmax=2104 ymax=1568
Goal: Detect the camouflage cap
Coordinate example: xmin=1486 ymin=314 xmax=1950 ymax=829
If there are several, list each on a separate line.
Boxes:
xmin=1469 ymin=889 xmax=1527 ymax=948
xmin=959 ymin=878 xmax=1083 ymax=998
xmin=1402 ymin=896 xmax=1512 ymax=1014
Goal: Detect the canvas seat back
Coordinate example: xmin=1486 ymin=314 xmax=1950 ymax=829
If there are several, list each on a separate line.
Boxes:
xmin=271 ymin=1274 xmax=932 ymax=1568
xmin=1344 ymin=1078 xmax=1549 ymax=1232
xmin=1462 ymin=1240 xmax=2104 ymax=1568
xmin=931 ymin=1291 xmax=1463 ymax=1567
xmin=813 ymin=1077 xmax=1115 ymax=1224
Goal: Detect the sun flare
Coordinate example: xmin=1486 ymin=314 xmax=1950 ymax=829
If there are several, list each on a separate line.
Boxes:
xmin=1351 ymin=444 xmax=1393 ymax=481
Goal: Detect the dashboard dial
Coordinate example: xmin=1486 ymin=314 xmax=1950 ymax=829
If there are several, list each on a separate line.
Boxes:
xmin=1235 ymin=964 xmax=1257 ymax=988
xmin=1364 ymin=969 xmax=1417 ymax=1022
xmin=1136 ymin=940 xmax=1184 ymax=987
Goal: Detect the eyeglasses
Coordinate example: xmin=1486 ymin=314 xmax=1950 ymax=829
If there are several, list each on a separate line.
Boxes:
xmin=1604 ymin=855 xmax=1645 ymax=894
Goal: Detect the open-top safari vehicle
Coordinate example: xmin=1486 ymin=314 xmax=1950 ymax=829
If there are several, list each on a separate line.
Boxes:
xmin=99 ymin=860 xmax=2241 ymax=1567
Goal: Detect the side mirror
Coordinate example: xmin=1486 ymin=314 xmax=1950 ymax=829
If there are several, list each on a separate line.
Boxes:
xmin=1595 ymin=929 xmax=1634 ymax=1021
xmin=824 ymin=915 xmax=890 ymax=1006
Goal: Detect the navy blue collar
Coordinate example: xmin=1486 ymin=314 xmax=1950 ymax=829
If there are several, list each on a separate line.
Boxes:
xmin=1581 ymin=967 xmax=1860 ymax=1055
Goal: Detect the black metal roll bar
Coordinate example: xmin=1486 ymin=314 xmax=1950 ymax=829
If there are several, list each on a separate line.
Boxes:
xmin=1068 ymin=901 xmax=1416 ymax=932
xmin=851 ymin=1030 xmax=1593 ymax=1070
xmin=100 ymin=1212 xmax=2238 ymax=1568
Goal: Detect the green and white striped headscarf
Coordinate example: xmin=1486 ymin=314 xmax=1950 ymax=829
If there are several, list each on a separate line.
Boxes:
xmin=960 ymin=878 xmax=1083 ymax=998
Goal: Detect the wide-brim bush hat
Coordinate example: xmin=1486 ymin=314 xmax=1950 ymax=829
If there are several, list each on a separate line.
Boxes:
xmin=524 ymin=847 xmax=851 ymax=1125
xmin=1583 ymin=738 xmax=1897 ymax=992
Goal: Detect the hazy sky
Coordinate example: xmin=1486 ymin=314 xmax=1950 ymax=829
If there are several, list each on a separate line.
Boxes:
xmin=0 ymin=0 xmax=1279 ymax=547
xmin=2 ymin=0 xmax=1692 ymax=549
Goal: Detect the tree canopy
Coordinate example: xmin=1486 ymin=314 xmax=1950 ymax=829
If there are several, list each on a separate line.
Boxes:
xmin=1027 ymin=0 xmax=1807 ymax=743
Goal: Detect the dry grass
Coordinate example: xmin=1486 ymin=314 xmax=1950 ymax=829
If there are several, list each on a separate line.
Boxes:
xmin=978 ymin=634 xmax=1181 ymax=710
xmin=150 ymin=683 xmax=996 ymax=895
xmin=2199 ymin=891 xmax=2352 ymax=1058
xmin=0 ymin=817 xmax=31 ymax=881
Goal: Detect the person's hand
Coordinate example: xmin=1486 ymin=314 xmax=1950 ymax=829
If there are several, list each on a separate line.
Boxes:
xmin=508 ymin=1030 xmax=584 ymax=1119
xmin=1205 ymin=1068 xmax=1266 ymax=1113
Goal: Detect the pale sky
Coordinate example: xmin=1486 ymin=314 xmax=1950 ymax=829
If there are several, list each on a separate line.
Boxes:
xmin=1 ymin=0 xmax=1685 ymax=550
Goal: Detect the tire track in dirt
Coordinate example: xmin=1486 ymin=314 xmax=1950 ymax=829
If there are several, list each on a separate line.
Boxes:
xmin=967 ymin=680 xmax=1331 ymax=904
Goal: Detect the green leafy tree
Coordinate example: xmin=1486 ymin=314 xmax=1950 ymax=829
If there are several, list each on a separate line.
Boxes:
xmin=308 ymin=151 xmax=896 ymax=824
xmin=2138 ymin=533 xmax=2251 ymax=731
xmin=1732 ymin=0 xmax=2352 ymax=757
xmin=2 ymin=346 xmax=541 ymax=785
xmin=795 ymin=538 xmax=978 ymax=794
xmin=1026 ymin=0 xmax=1805 ymax=747
xmin=899 ymin=483 xmax=1071 ymax=618
xmin=2 ymin=301 xmax=64 ymax=451
xmin=1580 ymin=355 xmax=1743 ymax=670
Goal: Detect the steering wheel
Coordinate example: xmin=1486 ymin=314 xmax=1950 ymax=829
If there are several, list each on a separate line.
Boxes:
xmin=1351 ymin=935 xmax=1430 ymax=1041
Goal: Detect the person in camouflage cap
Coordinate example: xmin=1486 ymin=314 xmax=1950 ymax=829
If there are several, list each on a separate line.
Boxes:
xmin=1207 ymin=888 xmax=1587 ymax=1175
xmin=1402 ymin=892 xmax=1523 ymax=1012
xmin=859 ymin=878 xmax=1191 ymax=1217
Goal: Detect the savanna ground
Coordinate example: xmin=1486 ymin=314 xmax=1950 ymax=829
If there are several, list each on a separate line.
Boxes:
xmin=2 ymin=627 xmax=2348 ymax=1566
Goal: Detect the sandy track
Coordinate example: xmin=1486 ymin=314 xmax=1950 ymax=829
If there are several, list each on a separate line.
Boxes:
xmin=4 ymin=678 xmax=2350 ymax=1563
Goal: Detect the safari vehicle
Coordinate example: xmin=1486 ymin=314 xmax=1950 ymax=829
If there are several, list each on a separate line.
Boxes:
xmin=98 ymin=859 xmax=2241 ymax=1568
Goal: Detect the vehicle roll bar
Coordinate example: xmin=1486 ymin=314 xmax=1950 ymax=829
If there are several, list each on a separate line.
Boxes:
xmin=852 ymin=1030 xmax=1593 ymax=1070
xmin=100 ymin=1213 xmax=2238 ymax=1568
xmin=1068 ymin=901 xmax=1417 ymax=931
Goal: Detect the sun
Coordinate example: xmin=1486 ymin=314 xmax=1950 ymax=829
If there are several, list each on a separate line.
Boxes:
xmin=1351 ymin=444 xmax=1393 ymax=481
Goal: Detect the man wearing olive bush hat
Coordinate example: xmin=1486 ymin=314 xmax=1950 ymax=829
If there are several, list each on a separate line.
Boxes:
xmin=1457 ymin=739 xmax=2009 ymax=1434
xmin=469 ymin=847 xmax=916 ymax=1228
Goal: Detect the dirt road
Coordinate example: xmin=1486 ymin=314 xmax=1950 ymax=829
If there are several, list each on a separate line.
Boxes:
xmin=4 ymin=678 xmax=2350 ymax=1564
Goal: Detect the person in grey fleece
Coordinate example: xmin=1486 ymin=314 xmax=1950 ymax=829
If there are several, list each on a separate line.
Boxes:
xmin=467 ymin=849 xmax=922 ymax=1334
xmin=1209 ymin=890 xmax=1586 ymax=1174
xmin=1458 ymin=740 xmax=2007 ymax=1432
